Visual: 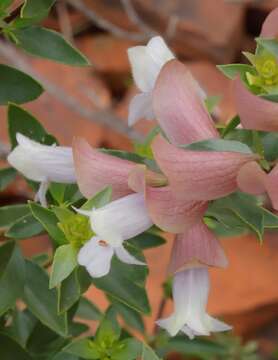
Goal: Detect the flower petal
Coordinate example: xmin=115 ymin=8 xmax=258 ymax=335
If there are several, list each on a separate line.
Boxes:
xmin=128 ymin=36 xmax=174 ymax=93
xmin=128 ymin=92 xmax=154 ymax=126
xmin=260 ymin=7 xmax=278 ymax=38
xmin=114 ymin=245 xmax=146 ymax=266
xmin=265 ymin=163 xmax=278 ymax=210
xmin=152 ymin=135 xmax=256 ymax=201
xmin=72 ymin=137 xmax=135 ymax=200
xmin=90 ymin=193 xmax=153 ymax=247
xmin=237 ymin=161 xmax=266 ymax=195
xmin=153 ymin=60 xmax=218 ymax=145
xmin=78 ymin=236 xmax=114 ymax=278
xmin=8 ymin=133 xmax=75 ymax=183
xmin=234 ymin=77 xmax=278 ymax=132
xmin=168 ymin=221 xmax=228 ymax=274
xmin=204 ymin=315 xmax=232 ymax=334
xmin=128 ymin=165 xmax=207 ymax=233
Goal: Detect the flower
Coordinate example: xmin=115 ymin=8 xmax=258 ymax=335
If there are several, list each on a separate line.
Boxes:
xmin=7 ymin=133 xmax=75 ymax=206
xmin=233 ymin=8 xmax=278 ymax=132
xmin=76 ymin=193 xmax=152 ymax=278
xmin=157 ymin=268 xmax=231 ymax=338
xmin=151 ymin=60 xmax=257 ymax=202
xmin=127 ymin=36 xmax=175 ymax=126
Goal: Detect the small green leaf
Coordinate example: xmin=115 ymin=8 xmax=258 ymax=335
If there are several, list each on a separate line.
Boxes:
xmin=101 ymin=149 xmax=145 ymax=164
xmin=181 ymin=138 xmax=252 ymax=154
xmin=81 ymin=186 xmax=112 ymax=210
xmin=14 ymin=26 xmax=90 ymax=66
xmin=58 ymin=267 xmax=91 ymax=314
xmin=221 ymin=116 xmax=241 ymax=138
xmin=0 ymin=0 xmax=13 ymax=11
xmin=128 ymin=231 xmax=166 ymax=250
xmin=204 ymin=95 xmax=221 ymax=114
xmin=111 ymin=338 xmax=142 ymax=360
xmin=217 ymin=64 xmax=256 ymax=80
xmin=110 ymin=296 xmax=145 ymax=332
xmin=63 ymin=338 xmax=100 ymax=359
xmin=96 ymin=307 xmax=121 ymax=344
xmin=0 ymin=243 xmax=25 ymax=315
xmin=262 ymin=208 xmax=278 ymax=228
xmin=21 ymin=0 xmax=56 ymax=18
xmin=256 ymin=37 xmax=278 ymax=58
xmin=92 ymin=256 xmax=150 ymax=315
xmin=49 ymin=183 xmax=66 ymax=204
xmin=0 ymin=333 xmax=32 ymax=360
xmin=0 ymin=167 xmax=17 ymax=191
xmin=260 ymin=93 xmax=278 ymax=102
xmin=29 ymin=202 xmax=67 ymax=245
xmin=75 ymin=297 xmax=102 ymax=321
xmin=23 ymin=260 xmax=68 ymax=336
xmin=6 ymin=309 xmax=37 ymax=347
xmin=8 ymin=104 xmax=56 ymax=149
xmin=0 ymin=204 xmax=30 ymax=229
xmin=0 ymin=64 xmax=43 ymax=105
xmin=50 ymin=244 xmax=77 ymax=288
xmin=6 ymin=213 xmax=44 ymax=239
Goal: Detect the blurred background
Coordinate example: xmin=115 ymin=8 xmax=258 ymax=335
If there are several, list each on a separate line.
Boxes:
xmin=1 ymin=0 xmax=278 ymax=359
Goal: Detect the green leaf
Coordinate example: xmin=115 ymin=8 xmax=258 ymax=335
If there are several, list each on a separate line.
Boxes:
xmin=101 ymin=149 xmax=145 ymax=164
xmin=14 ymin=26 xmax=90 ymax=66
xmin=261 ymin=132 xmax=278 ymax=161
xmin=0 ymin=204 xmax=30 ymax=229
xmin=23 ymin=260 xmax=68 ymax=336
xmin=256 ymin=37 xmax=278 ymax=58
xmin=49 ymin=183 xmax=67 ymax=204
xmin=0 ymin=64 xmax=43 ymax=105
xmin=204 ymin=95 xmax=221 ymax=114
xmin=0 ymin=333 xmax=32 ymax=360
xmin=92 ymin=257 xmax=150 ymax=314
xmin=110 ymin=296 xmax=145 ymax=332
xmin=260 ymin=93 xmax=278 ymax=102
xmin=111 ymin=338 xmax=142 ymax=360
xmin=208 ymin=192 xmax=264 ymax=242
xmin=181 ymin=138 xmax=252 ymax=154
xmin=5 ymin=213 xmax=43 ymax=239
xmin=221 ymin=116 xmax=241 ymax=138
xmin=262 ymin=208 xmax=278 ymax=228
xmin=0 ymin=167 xmax=17 ymax=191
xmin=0 ymin=243 xmax=25 ymax=315
xmin=128 ymin=231 xmax=166 ymax=250
xmin=96 ymin=307 xmax=121 ymax=345
xmin=217 ymin=64 xmax=256 ymax=80
xmin=63 ymin=338 xmax=100 ymax=359
xmin=81 ymin=186 xmax=112 ymax=210
xmin=29 ymin=202 xmax=67 ymax=245
xmin=75 ymin=297 xmax=102 ymax=321
xmin=58 ymin=267 xmax=91 ymax=314
xmin=8 ymin=104 xmax=56 ymax=149
xmin=6 ymin=309 xmax=37 ymax=347
xmin=21 ymin=0 xmax=56 ymax=18
xmin=0 ymin=0 xmax=13 ymax=11
xmin=50 ymin=244 xmax=77 ymax=288
xmin=157 ymin=336 xmax=227 ymax=360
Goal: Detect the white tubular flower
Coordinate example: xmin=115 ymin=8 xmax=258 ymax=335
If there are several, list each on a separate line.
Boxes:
xmin=157 ymin=268 xmax=231 ymax=339
xmin=7 ymin=133 xmax=75 ymax=206
xmin=127 ymin=36 xmax=175 ymax=126
xmin=76 ymin=193 xmax=153 ymax=278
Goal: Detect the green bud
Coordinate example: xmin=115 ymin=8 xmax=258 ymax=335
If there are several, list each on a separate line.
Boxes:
xmin=58 ymin=213 xmax=93 ymax=249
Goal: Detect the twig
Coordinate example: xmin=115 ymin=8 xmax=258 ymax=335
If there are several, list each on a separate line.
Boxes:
xmin=165 ymin=15 xmax=179 ymax=40
xmin=56 ymin=0 xmax=74 ymax=43
xmin=120 ymin=0 xmax=157 ymax=37
xmin=66 ymin=0 xmax=148 ymax=42
xmin=0 ymin=40 xmax=143 ymax=142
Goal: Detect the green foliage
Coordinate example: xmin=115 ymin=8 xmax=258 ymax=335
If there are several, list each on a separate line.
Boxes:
xmin=181 ymin=138 xmax=253 ymax=154
xmin=21 ymin=0 xmax=56 ymax=18
xmin=0 ymin=64 xmax=43 ymax=105
xmin=14 ymin=26 xmax=90 ymax=65
xmin=0 ymin=167 xmax=17 ymax=191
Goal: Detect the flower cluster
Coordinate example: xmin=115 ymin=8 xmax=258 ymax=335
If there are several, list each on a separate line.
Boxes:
xmin=7 ymin=7 xmax=278 ymax=340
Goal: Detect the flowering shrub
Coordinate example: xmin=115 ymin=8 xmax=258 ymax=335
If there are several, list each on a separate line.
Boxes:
xmin=0 ymin=1 xmax=277 ymax=359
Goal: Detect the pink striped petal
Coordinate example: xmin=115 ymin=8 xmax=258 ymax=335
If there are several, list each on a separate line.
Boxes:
xmin=152 ymin=59 xmax=218 ymax=145
xmin=265 ymin=164 xmax=278 ymax=211
xmin=128 ymin=165 xmax=207 ymax=233
xmin=73 ymin=137 xmax=134 ymax=200
xmin=260 ymin=7 xmax=278 ymax=38
xmin=234 ymin=77 xmax=278 ymax=132
xmin=237 ymin=161 xmax=266 ymax=195
xmin=168 ymin=221 xmax=228 ymax=274
xmin=152 ymin=135 xmax=256 ymax=202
